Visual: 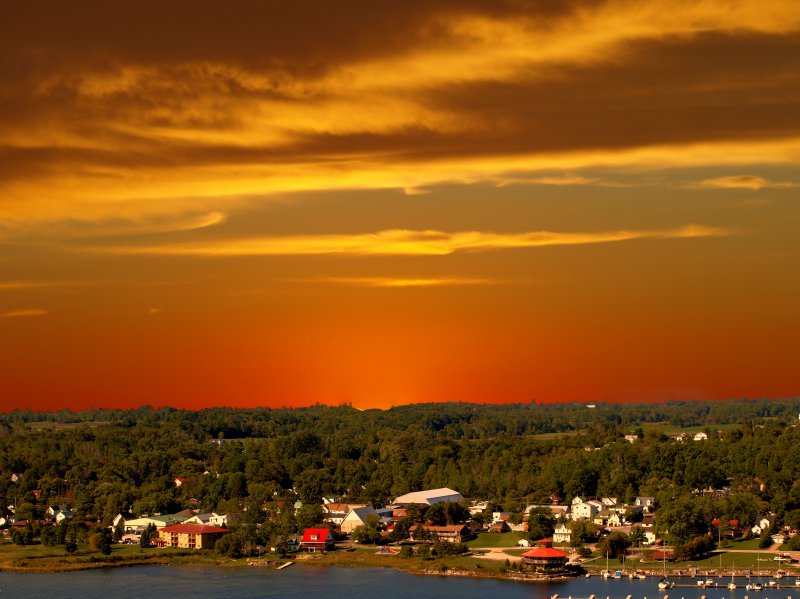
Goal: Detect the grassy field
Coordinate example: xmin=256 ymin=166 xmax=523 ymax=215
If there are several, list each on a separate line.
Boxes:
xmin=0 ymin=541 xmax=222 ymax=572
xmin=467 ymin=532 xmax=528 ymax=548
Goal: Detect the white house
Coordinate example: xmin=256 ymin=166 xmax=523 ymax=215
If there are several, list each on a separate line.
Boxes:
xmin=751 ymin=515 xmax=776 ymax=535
xmin=693 ymin=432 xmax=708 ymax=441
xmin=55 ymin=509 xmax=75 ymax=523
xmin=571 ymin=502 xmax=598 ymax=521
xmin=635 ymin=497 xmax=655 ymax=512
xmin=393 ymin=488 xmax=464 ymax=506
xmin=553 ymin=523 xmax=572 ymax=543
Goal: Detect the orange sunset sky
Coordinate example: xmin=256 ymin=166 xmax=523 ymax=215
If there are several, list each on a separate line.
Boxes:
xmin=1 ymin=1 xmax=799 ymax=411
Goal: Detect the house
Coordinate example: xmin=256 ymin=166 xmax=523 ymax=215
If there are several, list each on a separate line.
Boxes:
xmin=571 ymin=496 xmax=587 ymax=506
xmin=284 ymin=534 xmax=302 ymax=553
xmin=693 ymin=432 xmax=708 ymax=441
xmin=607 ymin=512 xmax=623 ymax=527
xmin=468 ymin=501 xmax=489 ymax=516
xmin=553 ymin=523 xmax=571 ymax=544
xmin=174 ymin=478 xmax=188 ymax=487
xmin=393 ymin=488 xmax=464 ymax=506
xmin=601 ymin=497 xmax=618 ymax=507
xmin=488 ymin=521 xmax=510 ymax=533
xmin=158 ymin=523 xmax=230 ymax=550
xmin=643 ymin=528 xmax=657 ymax=545
xmin=55 ymin=509 xmax=75 ymax=524
xmin=517 ymin=538 xmax=532 ymax=547
xmin=571 ymin=502 xmax=598 ymax=521
xmin=341 ymin=506 xmax=377 ymax=534
xmin=112 ymin=512 xmax=135 ymax=529
xmin=635 ymin=497 xmax=655 ymax=512
xmin=122 ymin=514 xmax=188 ymax=533
xmin=522 ymin=540 xmax=569 ymax=570
xmin=410 ymin=524 xmax=471 ymax=544
xmin=300 ymin=528 xmax=335 ymax=552
xmin=322 ymin=503 xmax=353 ymax=525
xmin=492 ymin=511 xmax=511 ymax=523
xmin=712 ymin=517 xmax=741 ymax=537
xmin=183 ymin=512 xmax=227 ymax=527
xmin=624 ymin=435 xmax=638 ymax=443
xmin=752 ymin=515 xmax=776 ymax=535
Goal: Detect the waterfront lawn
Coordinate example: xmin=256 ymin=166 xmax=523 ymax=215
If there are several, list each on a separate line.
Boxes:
xmin=467 ymin=532 xmax=528 ymax=548
xmin=0 ymin=540 xmax=220 ymax=572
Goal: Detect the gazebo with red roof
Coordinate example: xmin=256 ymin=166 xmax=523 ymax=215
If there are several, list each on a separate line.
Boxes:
xmin=522 ymin=539 xmax=569 ymax=570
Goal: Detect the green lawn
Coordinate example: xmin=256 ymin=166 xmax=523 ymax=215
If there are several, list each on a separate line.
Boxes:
xmin=728 ymin=538 xmax=762 ymax=550
xmin=467 ymin=532 xmax=528 ymax=548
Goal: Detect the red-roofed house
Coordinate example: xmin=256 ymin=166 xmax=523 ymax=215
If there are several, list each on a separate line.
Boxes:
xmin=300 ymin=528 xmax=335 ymax=552
xmin=158 ymin=523 xmax=230 ymax=550
xmin=522 ymin=540 xmax=569 ymax=570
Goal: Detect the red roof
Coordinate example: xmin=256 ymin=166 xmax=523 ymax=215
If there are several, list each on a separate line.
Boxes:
xmin=523 ymin=546 xmax=569 ymax=558
xmin=160 ymin=523 xmax=230 ymax=534
xmin=301 ymin=528 xmax=332 ymax=543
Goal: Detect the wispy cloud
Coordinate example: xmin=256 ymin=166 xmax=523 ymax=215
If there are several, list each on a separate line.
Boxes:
xmin=0 ymin=281 xmax=57 ymax=291
xmin=0 ymin=211 xmax=225 ymax=241
xmin=691 ymin=175 xmax=800 ymax=191
xmin=312 ymin=276 xmax=509 ymax=288
xmin=1 ymin=308 xmax=49 ymax=318
xmin=98 ymin=224 xmax=733 ymax=257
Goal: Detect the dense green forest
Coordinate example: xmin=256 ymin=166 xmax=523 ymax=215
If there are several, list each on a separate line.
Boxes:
xmin=2 ymin=399 xmax=800 ymax=537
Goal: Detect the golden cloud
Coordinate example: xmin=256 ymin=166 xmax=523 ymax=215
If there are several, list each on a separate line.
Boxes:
xmin=692 ymin=175 xmax=800 ymax=190
xmin=1 ymin=0 xmax=799 ymax=230
xmin=98 ymin=224 xmax=733 ymax=257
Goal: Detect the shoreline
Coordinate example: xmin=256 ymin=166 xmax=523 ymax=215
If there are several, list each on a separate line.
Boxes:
xmin=2 ymin=545 xmax=798 ymax=583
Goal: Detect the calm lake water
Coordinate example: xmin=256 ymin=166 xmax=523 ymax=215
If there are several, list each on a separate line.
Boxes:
xmin=1 ymin=566 xmax=797 ymax=599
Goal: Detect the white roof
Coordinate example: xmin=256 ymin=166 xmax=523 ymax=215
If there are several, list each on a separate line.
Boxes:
xmin=393 ymin=487 xmax=464 ymax=505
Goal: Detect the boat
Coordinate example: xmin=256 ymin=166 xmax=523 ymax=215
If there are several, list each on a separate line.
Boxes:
xmin=753 ymin=582 xmax=763 ymax=591
xmin=657 ymin=547 xmax=670 ymax=589
xmin=728 ymin=562 xmax=737 ymax=590
xmin=705 ymin=578 xmax=714 ymax=586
